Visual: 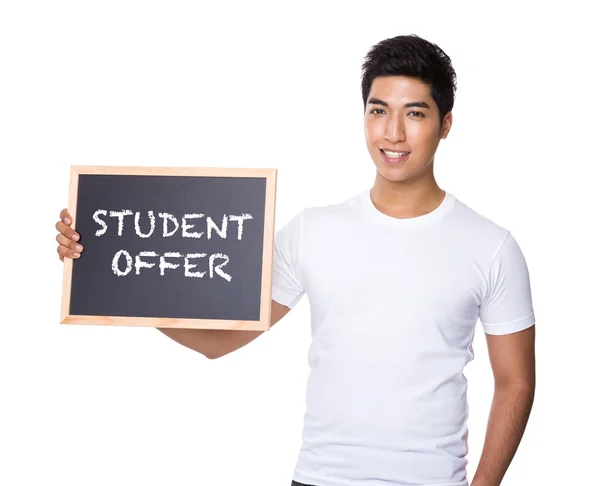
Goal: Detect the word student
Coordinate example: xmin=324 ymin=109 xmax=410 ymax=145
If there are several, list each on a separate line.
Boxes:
xmin=92 ymin=209 xmax=253 ymax=240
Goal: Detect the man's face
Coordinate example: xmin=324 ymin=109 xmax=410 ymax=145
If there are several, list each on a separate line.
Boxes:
xmin=364 ymin=75 xmax=452 ymax=184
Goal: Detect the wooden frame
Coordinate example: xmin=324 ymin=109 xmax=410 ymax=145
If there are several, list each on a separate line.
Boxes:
xmin=60 ymin=165 xmax=277 ymax=331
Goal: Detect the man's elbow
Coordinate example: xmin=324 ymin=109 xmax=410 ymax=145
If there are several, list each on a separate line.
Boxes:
xmin=494 ymin=379 xmax=536 ymax=398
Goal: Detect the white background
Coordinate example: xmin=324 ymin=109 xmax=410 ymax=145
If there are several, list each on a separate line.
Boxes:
xmin=1 ymin=1 xmax=598 ymax=485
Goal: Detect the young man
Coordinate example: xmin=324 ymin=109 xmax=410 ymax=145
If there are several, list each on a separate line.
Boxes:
xmin=56 ymin=35 xmax=536 ymax=486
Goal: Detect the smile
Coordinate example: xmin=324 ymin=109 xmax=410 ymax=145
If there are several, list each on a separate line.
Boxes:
xmin=380 ymin=149 xmax=410 ymax=163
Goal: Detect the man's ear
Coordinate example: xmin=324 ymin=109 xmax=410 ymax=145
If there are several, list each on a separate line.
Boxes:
xmin=440 ymin=112 xmax=453 ymax=139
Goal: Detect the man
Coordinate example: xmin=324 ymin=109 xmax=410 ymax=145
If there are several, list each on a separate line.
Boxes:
xmin=56 ymin=34 xmax=536 ymax=486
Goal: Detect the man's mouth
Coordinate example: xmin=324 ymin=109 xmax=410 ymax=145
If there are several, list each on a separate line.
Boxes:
xmin=380 ymin=149 xmax=410 ymax=163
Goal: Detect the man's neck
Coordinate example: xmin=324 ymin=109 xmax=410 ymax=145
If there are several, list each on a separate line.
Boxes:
xmin=369 ymin=176 xmax=445 ymax=220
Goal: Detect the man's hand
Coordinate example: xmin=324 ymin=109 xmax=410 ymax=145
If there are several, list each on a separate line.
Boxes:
xmin=55 ymin=208 xmax=84 ymax=261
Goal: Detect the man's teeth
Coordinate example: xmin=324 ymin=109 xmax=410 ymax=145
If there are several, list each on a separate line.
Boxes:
xmin=383 ymin=150 xmax=409 ymax=158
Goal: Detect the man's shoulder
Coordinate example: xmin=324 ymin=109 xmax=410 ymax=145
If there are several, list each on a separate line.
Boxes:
xmin=275 ymin=191 xmax=363 ymax=242
xmin=301 ymin=191 xmax=364 ymax=225
xmin=449 ymin=196 xmax=513 ymax=253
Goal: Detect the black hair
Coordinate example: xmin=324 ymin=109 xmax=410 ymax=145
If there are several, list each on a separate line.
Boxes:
xmin=361 ymin=34 xmax=457 ymax=127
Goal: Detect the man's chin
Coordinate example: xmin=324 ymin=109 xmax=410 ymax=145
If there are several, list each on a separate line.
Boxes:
xmin=375 ymin=166 xmax=413 ymax=183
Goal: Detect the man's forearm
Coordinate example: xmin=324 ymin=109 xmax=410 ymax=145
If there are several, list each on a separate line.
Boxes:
xmin=471 ymin=383 xmax=535 ymax=486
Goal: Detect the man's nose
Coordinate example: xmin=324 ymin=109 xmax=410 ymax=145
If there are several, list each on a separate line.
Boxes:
xmin=385 ymin=117 xmax=406 ymax=143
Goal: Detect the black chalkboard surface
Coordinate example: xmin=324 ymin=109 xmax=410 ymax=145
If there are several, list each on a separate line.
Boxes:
xmin=60 ymin=166 xmax=277 ymax=331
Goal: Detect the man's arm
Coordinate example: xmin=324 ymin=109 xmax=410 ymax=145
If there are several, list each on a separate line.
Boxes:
xmin=471 ymin=324 xmax=536 ymax=486
xmin=157 ymin=300 xmax=291 ymax=359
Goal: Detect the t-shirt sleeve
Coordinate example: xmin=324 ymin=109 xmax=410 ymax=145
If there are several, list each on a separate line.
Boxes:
xmin=479 ymin=231 xmax=536 ymax=335
xmin=271 ymin=210 xmax=306 ymax=309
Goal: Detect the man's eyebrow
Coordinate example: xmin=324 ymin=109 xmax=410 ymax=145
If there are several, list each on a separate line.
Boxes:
xmin=367 ymin=97 xmax=431 ymax=109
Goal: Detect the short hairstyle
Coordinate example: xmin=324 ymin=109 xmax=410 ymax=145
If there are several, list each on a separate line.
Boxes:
xmin=361 ymin=34 xmax=457 ymax=127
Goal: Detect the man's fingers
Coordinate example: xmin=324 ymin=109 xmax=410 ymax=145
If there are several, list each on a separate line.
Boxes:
xmin=56 ymin=233 xmax=84 ymax=254
xmin=59 ymin=208 xmax=72 ymax=225
xmin=57 ymin=209 xmax=77 ymax=262
xmin=57 ymin=240 xmax=81 ymax=260
xmin=55 ymin=220 xmax=80 ymax=241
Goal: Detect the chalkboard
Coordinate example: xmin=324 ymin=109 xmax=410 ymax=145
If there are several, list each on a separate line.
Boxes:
xmin=60 ymin=166 xmax=277 ymax=331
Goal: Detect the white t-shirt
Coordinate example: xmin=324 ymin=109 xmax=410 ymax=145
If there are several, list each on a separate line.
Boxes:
xmin=272 ymin=189 xmax=535 ymax=486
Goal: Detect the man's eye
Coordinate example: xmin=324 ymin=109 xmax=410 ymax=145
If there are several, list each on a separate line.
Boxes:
xmin=370 ymin=108 xmax=385 ymax=114
xmin=408 ymin=111 xmax=425 ymax=117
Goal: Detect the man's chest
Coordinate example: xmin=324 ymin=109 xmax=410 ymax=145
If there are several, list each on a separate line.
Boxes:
xmin=299 ymin=230 xmax=486 ymax=346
